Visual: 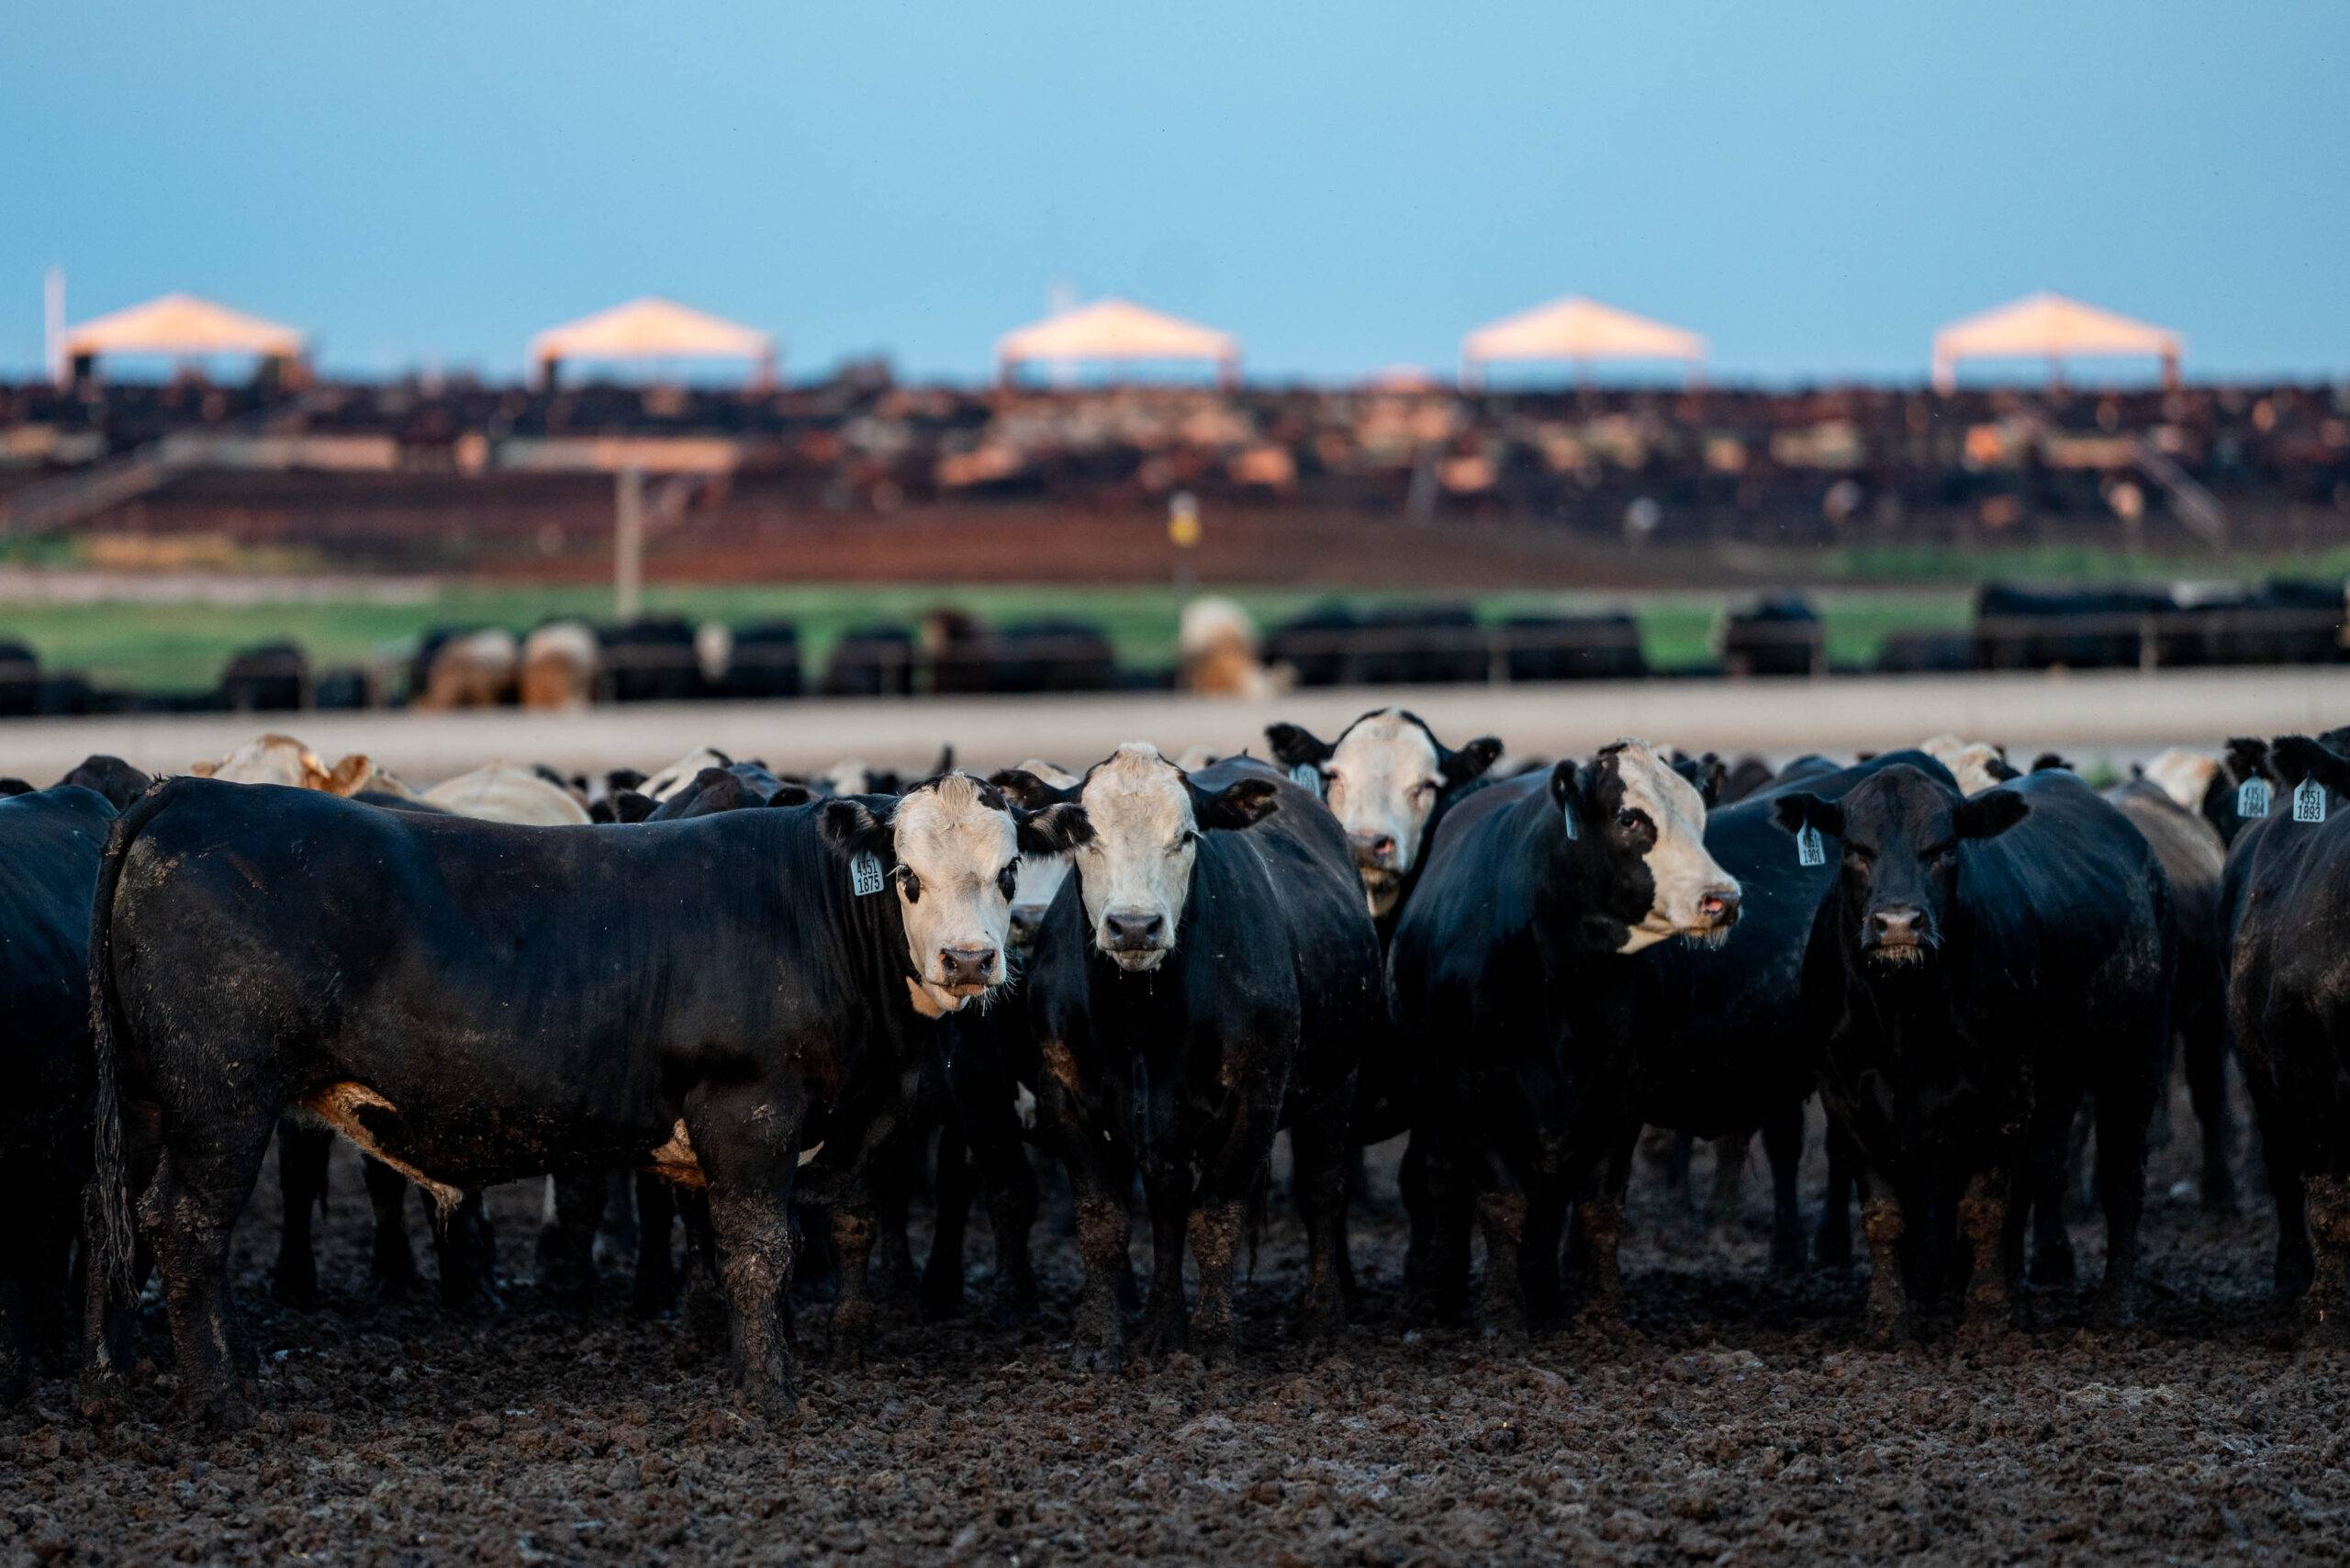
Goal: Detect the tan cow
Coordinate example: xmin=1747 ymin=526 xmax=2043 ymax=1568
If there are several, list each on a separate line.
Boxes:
xmin=422 ymin=762 xmax=593 ymax=825
xmin=417 ymin=629 xmax=520 ymax=710
xmin=1178 ymin=597 xmax=1285 ymax=700
xmin=189 ymin=733 xmax=402 ymax=797
xmin=519 ymin=622 xmax=599 ymax=711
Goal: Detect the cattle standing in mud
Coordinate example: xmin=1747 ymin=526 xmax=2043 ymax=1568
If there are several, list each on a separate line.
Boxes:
xmin=81 ymin=772 xmax=1087 ymax=1424
xmin=0 ymin=784 xmax=117 ymax=1403
xmin=996 ymin=746 xmax=1384 ymax=1369
xmin=1774 ymin=766 xmax=2171 ymax=1338
xmin=1387 ymin=739 xmax=1741 ymax=1330
xmin=2219 ymin=734 xmax=2350 ymax=1337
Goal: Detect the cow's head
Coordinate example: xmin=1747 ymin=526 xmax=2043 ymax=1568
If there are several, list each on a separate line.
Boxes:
xmin=1002 ymin=759 xmax=1080 ymax=951
xmin=190 ymin=733 xmax=385 ymax=796
xmin=994 ymin=744 xmax=1277 ymax=973
xmin=1268 ymin=709 xmax=1501 ymax=918
xmin=821 ymin=771 xmax=1091 ymax=1017
xmin=1917 ymin=734 xmax=2018 ymax=796
xmin=1560 ymin=739 xmax=1742 ymax=953
xmin=1774 ymin=763 xmax=2027 ymax=974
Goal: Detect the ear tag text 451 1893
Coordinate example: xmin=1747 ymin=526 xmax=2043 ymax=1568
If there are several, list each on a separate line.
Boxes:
xmin=850 ymin=851 xmax=886 ymax=896
xmin=2293 ymin=778 xmax=2328 ymax=824
xmin=1796 ymin=823 xmax=1826 ymax=868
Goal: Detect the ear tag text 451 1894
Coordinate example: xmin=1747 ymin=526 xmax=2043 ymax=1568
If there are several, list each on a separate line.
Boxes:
xmin=1796 ymin=823 xmax=1826 ymax=868
xmin=850 ymin=851 xmax=886 ymax=896
xmin=2237 ymin=778 xmax=2270 ymax=819
xmin=2294 ymin=778 xmax=2328 ymax=824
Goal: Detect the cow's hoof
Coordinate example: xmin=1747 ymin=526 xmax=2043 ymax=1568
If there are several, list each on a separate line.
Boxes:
xmin=1133 ymin=1303 xmax=1189 ymax=1361
xmin=186 ymin=1385 xmax=255 ymax=1432
xmin=1295 ymin=1294 xmax=1346 ymax=1350
xmin=1194 ymin=1328 xmax=1238 ymax=1372
xmin=441 ymin=1281 xmax=505 ymax=1317
xmin=1863 ymin=1312 xmax=1911 ymax=1350
xmin=1068 ymin=1333 xmax=1125 ymax=1376
xmin=828 ymin=1302 xmax=875 ymax=1366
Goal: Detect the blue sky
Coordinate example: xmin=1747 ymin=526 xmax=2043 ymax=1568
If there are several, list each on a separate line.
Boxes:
xmin=4 ymin=3 xmax=2344 ymax=385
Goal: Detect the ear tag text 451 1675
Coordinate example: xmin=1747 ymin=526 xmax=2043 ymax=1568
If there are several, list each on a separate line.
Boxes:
xmin=2237 ymin=778 xmax=2270 ymax=819
xmin=2294 ymin=778 xmax=2328 ymax=824
xmin=850 ymin=851 xmax=886 ymax=896
xmin=1796 ymin=823 xmax=1826 ymax=868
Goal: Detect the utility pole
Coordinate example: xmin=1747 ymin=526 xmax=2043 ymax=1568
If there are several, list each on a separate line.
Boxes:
xmin=44 ymin=267 xmax=65 ymax=387
xmin=615 ymin=465 xmax=644 ymax=622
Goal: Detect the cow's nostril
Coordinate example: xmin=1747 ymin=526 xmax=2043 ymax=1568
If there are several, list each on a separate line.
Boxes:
xmin=1704 ymin=889 xmax=1740 ymax=925
xmin=940 ymin=946 xmax=999 ymax=984
xmin=1103 ymin=911 xmax=1166 ymax=946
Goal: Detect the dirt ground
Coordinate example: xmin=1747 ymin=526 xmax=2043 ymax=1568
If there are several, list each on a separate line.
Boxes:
xmin=6 ymin=1081 xmax=2346 ymax=1567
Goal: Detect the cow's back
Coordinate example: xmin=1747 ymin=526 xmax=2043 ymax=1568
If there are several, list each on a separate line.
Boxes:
xmin=0 ymin=786 xmax=117 ymax=1153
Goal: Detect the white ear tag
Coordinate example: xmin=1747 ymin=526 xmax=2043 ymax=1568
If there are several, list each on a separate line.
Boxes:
xmin=1561 ymin=801 xmax=1579 ymax=840
xmin=850 ymin=851 xmax=886 ymax=896
xmin=2293 ymin=778 xmax=2328 ymax=823
xmin=1289 ymin=763 xmax=1323 ymax=798
xmin=2237 ymin=778 xmax=2270 ymax=819
xmin=1796 ymin=823 xmax=1826 ymax=868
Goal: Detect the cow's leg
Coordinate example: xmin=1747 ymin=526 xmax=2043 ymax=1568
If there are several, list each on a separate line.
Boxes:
xmin=867 ymin=1137 xmax=921 ymax=1308
xmin=145 ymin=1108 xmax=276 ymax=1426
xmin=976 ymin=1136 xmax=1041 ymax=1318
xmin=1761 ymin=1098 xmax=1807 ymax=1275
xmin=1187 ymin=1093 xmax=1281 ymax=1371
xmin=1067 ymin=1168 xmax=1133 ymax=1374
xmin=0 ymin=1215 xmax=30 ymax=1405
xmin=2180 ymin=1016 xmax=2235 ymax=1213
xmin=1404 ymin=1126 xmax=1473 ymax=1324
xmin=1817 ymin=1124 xmax=1858 ymax=1270
xmin=362 ymin=1158 xmax=419 ymax=1297
xmin=2090 ymin=1089 xmax=2153 ymax=1326
xmin=922 ymin=1123 xmax=975 ymax=1321
xmin=1571 ymin=1129 xmax=1640 ymax=1327
xmin=432 ymin=1192 xmax=500 ymax=1315
xmin=823 ymin=1201 xmax=880 ymax=1367
xmin=1519 ymin=1181 xmax=1569 ymax=1329
xmin=1473 ymin=1145 xmax=1529 ymax=1335
xmin=684 ymin=1083 xmax=804 ymax=1412
xmin=540 ymin=1170 xmax=606 ymax=1303
xmin=598 ymin=1169 xmax=638 ymax=1260
xmin=272 ymin=1123 xmax=331 ymax=1308
xmin=2305 ymin=1173 xmax=2350 ymax=1342
xmin=1956 ymin=1167 xmax=2021 ymax=1334
xmin=1704 ymin=1132 xmax=1751 ymax=1239
xmin=1857 ymin=1170 xmax=1911 ymax=1344
xmin=2028 ymin=1160 xmax=2078 ymax=1286
xmin=1655 ymin=1127 xmax=1695 ymax=1218
xmin=1135 ymin=1166 xmax=1192 ymax=1359
xmin=632 ymin=1174 xmax=678 ymax=1319
xmin=1290 ymin=1101 xmax=1351 ymax=1346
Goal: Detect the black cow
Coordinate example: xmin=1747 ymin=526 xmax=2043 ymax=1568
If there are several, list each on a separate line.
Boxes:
xmin=81 ymin=772 xmax=1087 ymax=1422
xmin=54 ymin=755 xmax=151 ymax=812
xmin=1387 ymin=740 xmax=1741 ymax=1328
xmin=994 ymin=747 xmax=1384 ymax=1368
xmin=218 ymin=641 xmax=309 ymax=712
xmin=2218 ymin=734 xmax=2350 ymax=1334
xmin=1774 ymin=766 xmax=2171 ymax=1337
xmin=0 ymin=784 xmax=117 ymax=1402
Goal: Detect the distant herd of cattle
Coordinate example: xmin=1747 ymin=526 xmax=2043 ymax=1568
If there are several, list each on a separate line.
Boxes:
xmin=4 ymin=712 xmax=2348 ymax=1427
xmin=2 ymin=576 xmax=2342 ymax=718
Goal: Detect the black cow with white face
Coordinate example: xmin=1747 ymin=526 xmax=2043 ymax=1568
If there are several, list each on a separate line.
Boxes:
xmin=0 ymin=784 xmax=116 ymax=1403
xmin=2219 ymin=734 xmax=2350 ymax=1335
xmin=1774 ymin=765 xmax=2171 ymax=1338
xmin=995 ymin=745 xmax=1384 ymax=1370
xmin=1388 ymin=739 xmax=1741 ymax=1329
xmin=82 ymin=770 xmax=1086 ymax=1423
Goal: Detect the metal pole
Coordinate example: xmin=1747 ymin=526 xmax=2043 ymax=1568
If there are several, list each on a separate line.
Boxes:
xmin=615 ymin=465 xmax=644 ymax=622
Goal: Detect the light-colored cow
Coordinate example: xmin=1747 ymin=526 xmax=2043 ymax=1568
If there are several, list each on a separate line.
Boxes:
xmin=423 ymin=763 xmax=594 ymax=826
xmin=189 ymin=733 xmax=404 ymax=797
xmin=519 ymin=622 xmax=599 ymax=711
xmin=1267 ymin=709 xmax=1502 ymax=922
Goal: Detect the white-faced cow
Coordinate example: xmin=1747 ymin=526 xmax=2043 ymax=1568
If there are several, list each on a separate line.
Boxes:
xmin=1387 ymin=739 xmax=1741 ymax=1330
xmin=81 ymin=770 xmax=1087 ymax=1424
xmin=994 ymin=745 xmax=1384 ymax=1370
xmin=1774 ymin=765 xmax=2171 ymax=1339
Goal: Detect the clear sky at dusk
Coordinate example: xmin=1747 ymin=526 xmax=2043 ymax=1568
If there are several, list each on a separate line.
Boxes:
xmin=5 ymin=2 xmax=2344 ymax=385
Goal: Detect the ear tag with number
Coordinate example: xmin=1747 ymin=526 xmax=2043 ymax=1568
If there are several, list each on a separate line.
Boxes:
xmin=1561 ymin=800 xmax=1579 ymax=840
xmin=1289 ymin=763 xmax=1323 ymax=798
xmin=850 ymin=851 xmax=886 ymax=896
xmin=2293 ymin=778 xmax=2328 ymax=823
xmin=2237 ymin=778 xmax=2270 ymax=819
xmin=1796 ymin=823 xmax=1826 ymax=868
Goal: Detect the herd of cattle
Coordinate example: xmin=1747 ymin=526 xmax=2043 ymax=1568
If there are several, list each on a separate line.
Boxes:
xmin=3 ymin=711 xmax=2347 ymax=1428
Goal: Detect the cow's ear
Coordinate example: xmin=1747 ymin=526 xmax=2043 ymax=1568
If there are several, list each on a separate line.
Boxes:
xmin=0 ymin=777 xmax=32 ymax=796
xmin=819 ymin=796 xmax=896 ymax=858
xmin=1014 ymin=801 xmax=1093 ymax=856
xmin=1983 ymin=754 xmax=2022 ymax=783
xmin=323 ymin=754 xmax=376 ymax=797
xmin=1442 ymin=735 xmax=1504 ymax=788
xmin=989 ymin=768 xmax=1078 ymax=810
xmin=188 ymin=758 xmax=219 ymax=778
xmin=768 ymin=784 xmax=812 ymax=808
xmin=1953 ymin=790 xmax=2029 ymax=840
xmin=1771 ymin=792 xmax=1843 ymax=840
xmin=1672 ymin=750 xmax=1727 ymax=808
xmin=612 ymin=790 xmax=657 ymax=824
xmin=588 ymin=799 xmax=618 ymax=823
xmin=2030 ymin=753 xmax=2072 ymax=774
xmin=2224 ymin=737 xmax=2273 ymax=785
xmin=1193 ymin=777 xmax=1280 ymax=831
xmin=1550 ymin=759 xmax=1586 ymax=823
xmin=2269 ymin=734 xmax=2350 ymax=796
xmin=608 ymin=767 xmax=648 ymax=793
xmin=1264 ymin=722 xmax=1333 ymax=769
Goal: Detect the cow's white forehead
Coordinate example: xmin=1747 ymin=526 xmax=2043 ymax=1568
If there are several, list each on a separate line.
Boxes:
xmin=2143 ymin=748 xmax=2219 ymax=812
xmin=203 ymin=734 xmax=318 ymax=786
xmin=644 ymin=748 xmax=729 ymax=801
xmin=892 ymin=773 xmax=1015 ymax=871
xmin=1606 ymin=737 xmax=1736 ymax=953
xmin=1332 ymin=711 xmax=1439 ymax=778
xmin=1080 ymin=743 xmax=1192 ymax=831
xmin=1013 ymin=757 xmax=1080 ymax=790
xmin=1609 ymin=740 xmax=1703 ymax=828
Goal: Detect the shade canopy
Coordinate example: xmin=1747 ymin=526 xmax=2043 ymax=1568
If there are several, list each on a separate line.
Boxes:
xmin=1460 ymin=297 xmax=1706 ymax=386
xmin=62 ymin=293 xmax=307 ymax=364
xmin=996 ymin=298 xmax=1239 ymax=386
xmin=530 ymin=297 xmax=777 ymax=386
xmin=1932 ymin=292 xmax=2181 ymax=389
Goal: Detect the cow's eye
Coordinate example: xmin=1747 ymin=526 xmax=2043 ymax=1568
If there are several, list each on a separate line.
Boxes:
xmin=1842 ymin=847 xmax=1874 ymax=870
xmin=1175 ymin=829 xmax=1200 ymax=852
xmin=996 ymin=862 xmax=1019 ymax=898
xmin=896 ymin=868 xmax=923 ymax=902
xmin=1927 ymin=842 xmax=1958 ymax=866
xmin=1412 ymin=779 xmax=1439 ymax=801
xmin=1616 ymin=809 xmax=1643 ymax=831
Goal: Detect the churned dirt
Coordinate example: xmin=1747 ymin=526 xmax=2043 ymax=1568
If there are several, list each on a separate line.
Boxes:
xmin=6 ymin=1082 xmax=2345 ymax=1566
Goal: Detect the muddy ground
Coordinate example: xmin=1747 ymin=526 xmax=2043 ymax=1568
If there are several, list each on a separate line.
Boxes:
xmin=6 ymin=1083 xmax=2346 ymax=1566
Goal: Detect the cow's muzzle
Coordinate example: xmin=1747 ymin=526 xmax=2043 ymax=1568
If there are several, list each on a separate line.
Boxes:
xmin=1863 ymin=906 xmax=1934 ymax=966
xmin=934 ymin=946 xmax=1002 ymax=994
xmin=1098 ymin=908 xmax=1169 ymax=970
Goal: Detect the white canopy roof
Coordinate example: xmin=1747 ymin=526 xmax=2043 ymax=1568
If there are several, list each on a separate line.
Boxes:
xmin=530 ymin=297 xmax=776 ymax=385
xmin=1932 ymin=292 xmax=2181 ymax=389
xmin=1460 ymin=297 xmax=1706 ymax=386
xmin=62 ymin=293 xmax=307 ymax=362
xmin=996 ymin=298 xmax=1239 ymax=384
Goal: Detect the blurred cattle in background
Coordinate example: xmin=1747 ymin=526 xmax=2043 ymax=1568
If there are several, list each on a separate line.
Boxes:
xmin=219 ymin=641 xmax=309 ymax=712
xmin=1721 ymin=595 xmax=1824 ymax=678
xmin=413 ymin=627 xmax=520 ymax=710
xmin=1177 ymin=597 xmax=1281 ymax=699
xmin=519 ymin=622 xmax=599 ymax=710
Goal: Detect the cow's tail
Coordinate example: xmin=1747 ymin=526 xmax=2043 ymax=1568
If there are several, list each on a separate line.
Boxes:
xmin=85 ymin=782 xmax=173 ymax=1298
